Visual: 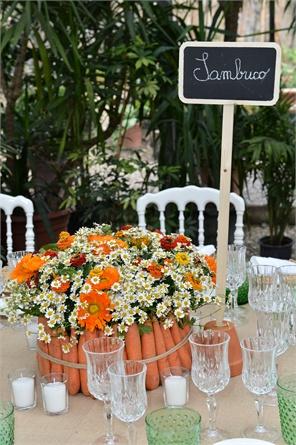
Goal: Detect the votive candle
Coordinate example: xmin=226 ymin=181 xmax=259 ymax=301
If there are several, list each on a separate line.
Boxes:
xmin=165 ymin=375 xmax=187 ymax=406
xmin=42 ymin=381 xmax=67 ymax=414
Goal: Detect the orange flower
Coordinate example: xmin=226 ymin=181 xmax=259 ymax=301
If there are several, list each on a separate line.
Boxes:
xmin=204 ymin=255 xmax=217 ymax=284
xmin=175 ymin=234 xmax=191 ymax=246
xmin=51 ymin=280 xmax=70 ymax=293
xmin=88 ymin=266 xmax=120 ymax=291
xmin=57 ymin=231 xmax=74 ymax=250
xmin=88 ymin=234 xmax=114 ymax=244
xmin=10 ymin=254 xmax=45 ymax=284
xmin=78 ymin=290 xmax=113 ymax=332
xmin=147 ymin=263 xmax=163 ymax=279
xmin=88 ymin=235 xmax=127 ymax=253
xmin=185 ymin=272 xmax=202 ymax=291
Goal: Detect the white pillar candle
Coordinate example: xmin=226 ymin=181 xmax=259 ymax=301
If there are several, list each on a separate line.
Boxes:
xmin=43 ymin=382 xmax=67 ymax=413
xmin=12 ymin=377 xmax=35 ymax=408
xmin=165 ymin=375 xmax=187 ymax=406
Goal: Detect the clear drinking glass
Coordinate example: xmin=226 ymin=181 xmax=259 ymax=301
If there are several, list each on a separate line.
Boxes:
xmin=82 ymin=337 xmax=125 ymax=445
xmin=248 ymin=264 xmax=277 ymax=312
xmin=225 ymin=244 xmax=246 ymax=325
xmin=240 ymin=336 xmax=279 ymax=442
xmin=108 ymin=360 xmax=147 ymax=445
xmin=189 ymin=330 xmax=230 ymax=444
xmin=7 ymin=251 xmax=27 ymax=270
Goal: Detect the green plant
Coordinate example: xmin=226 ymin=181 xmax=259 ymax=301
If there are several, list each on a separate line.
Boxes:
xmin=0 ymin=1 xmax=162 ymax=215
xmin=240 ymin=95 xmax=295 ymax=245
xmin=63 ymin=148 xmax=181 ymax=231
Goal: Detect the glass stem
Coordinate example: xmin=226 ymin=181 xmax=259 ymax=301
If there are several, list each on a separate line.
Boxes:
xmin=104 ymin=400 xmax=114 ymax=443
xmin=206 ymin=394 xmax=217 ymax=433
xmin=128 ymin=422 xmax=136 ymax=445
xmin=232 ymin=287 xmax=238 ymax=310
xmin=255 ymin=395 xmax=265 ymax=433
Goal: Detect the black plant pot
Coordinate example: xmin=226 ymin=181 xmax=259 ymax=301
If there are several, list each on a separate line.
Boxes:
xmin=259 ymin=236 xmax=293 ymax=260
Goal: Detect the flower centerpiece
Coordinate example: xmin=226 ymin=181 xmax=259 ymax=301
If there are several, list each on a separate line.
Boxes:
xmin=6 ymin=224 xmax=218 ymax=392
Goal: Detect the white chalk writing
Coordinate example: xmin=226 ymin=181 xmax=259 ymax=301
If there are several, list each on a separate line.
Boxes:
xmin=192 ymin=52 xmax=270 ymax=82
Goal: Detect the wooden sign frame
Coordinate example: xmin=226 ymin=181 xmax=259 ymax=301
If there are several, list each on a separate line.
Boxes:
xmin=179 ymin=41 xmax=281 ymax=106
xmin=178 ymin=41 xmax=281 ymax=323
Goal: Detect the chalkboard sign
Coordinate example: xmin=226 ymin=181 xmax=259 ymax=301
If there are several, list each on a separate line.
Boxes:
xmin=179 ymin=42 xmax=281 ymax=106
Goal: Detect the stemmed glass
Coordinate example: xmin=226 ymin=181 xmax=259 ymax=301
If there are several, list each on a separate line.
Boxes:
xmin=108 ymin=360 xmax=147 ymax=445
xmin=248 ymin=264 xmax=290 ymax=405
xmin=278 ymin=265 xmax=296 ymax=346
xmin=240 ymin=336 xmax=279 ymax=442
xmin=189 ymin=330 xmax=230 ymax=444
xmin=83 ymin=337 xmax=125 ymax=445
xmin=225 ymin=244 xmax=246 ymax=325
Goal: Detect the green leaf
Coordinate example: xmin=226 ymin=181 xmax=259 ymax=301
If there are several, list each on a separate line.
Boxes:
xmin=138 ymin=324 xmax=152 ymax=335
xmin=39 ymin=243 xmax=58 ymax=252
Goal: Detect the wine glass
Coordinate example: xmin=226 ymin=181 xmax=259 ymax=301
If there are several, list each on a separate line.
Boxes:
xmin=278 ymin=265 xmax=296 ymax=346
xmin=189 ymin=330 xmax=230 ymax=444
xmin=225 ymin=244 xmax=246 ymax=325
xmin=108 ymin=360 xmax=147 ymax=445
xmin=240 ymin=335 xmax=279 ymax=442
xmin=82 ymin=337 xmax=125 ymax=445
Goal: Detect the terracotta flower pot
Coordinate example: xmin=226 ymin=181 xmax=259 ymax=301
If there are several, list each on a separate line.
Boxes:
xmin=204 ymin=319 xmax=242 ymax=377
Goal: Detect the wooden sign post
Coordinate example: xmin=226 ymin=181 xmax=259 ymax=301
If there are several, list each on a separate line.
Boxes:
xmin=178 ymin=42 xmax=281 ymax=322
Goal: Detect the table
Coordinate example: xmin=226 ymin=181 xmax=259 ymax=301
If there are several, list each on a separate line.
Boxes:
xmin=0 ymin=306 xmax=295 ymax=445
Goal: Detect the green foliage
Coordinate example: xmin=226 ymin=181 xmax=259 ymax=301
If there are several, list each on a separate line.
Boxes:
xmin=238 ymin=95 xmax=296 ymax=244
xmin=237 ymin=280 xmax=249 ymax=305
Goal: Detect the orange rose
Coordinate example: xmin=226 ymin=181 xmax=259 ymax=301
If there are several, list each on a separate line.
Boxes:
xmin=57 ymin=231 xmax=74 ymax=250
xmin=10 ymin=254 xmax=45 ymax=284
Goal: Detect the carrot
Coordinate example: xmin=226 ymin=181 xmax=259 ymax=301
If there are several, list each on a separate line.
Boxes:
xmin=112 ymin=324 xmax=127 ymax=360
xmin=125 ymin=323 xmax=142 ymax=360
xmin=61 ymin=330 xmax=80 ymax=395
xmin=48 ymin=328 xmax=63 ymax=374
xmin=152 ymin=319 xmax=170 ymax=378
xmin=160 ymin=323 xmax=182 ymax=368
xmin=170 ymin=320 xmax=192 ymax=369
xmin=179 ymin=320 xmax=192 ymax=355
xmin=37 ymin=317 xmax=51 ymax=376
xmin=78 ymin=330 xmax=98 ymax=396
xmin=141 ymin=320 xmax=159 ymax=390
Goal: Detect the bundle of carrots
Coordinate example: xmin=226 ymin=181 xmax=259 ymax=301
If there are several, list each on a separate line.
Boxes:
xmin=37 ymin=316 xmax=192 ymax=393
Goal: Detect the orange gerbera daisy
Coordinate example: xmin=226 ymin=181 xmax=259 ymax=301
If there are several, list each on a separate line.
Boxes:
xmin=204 ymin=255 xmax=217 ymax=284
xmin=51 ymin=280 xmax=70 ymax=293
xmin=147 ymin=262 xmax=163 ymax=279
xmin=10 ymin=254 xmax=45 ymax=284
xmin=77 ymin=290 xmax=113 ymax=332
xmin=87 ymin=266 xmax=120 ymax=291
xmin=57 ymin=231 xmax=74 ymax=250
xmin=185 ymin=272 xmax=202 ymax=291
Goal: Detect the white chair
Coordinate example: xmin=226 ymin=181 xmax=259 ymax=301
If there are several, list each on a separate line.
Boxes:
xmin=0 ymin=193 xmax=35 ymax=254
xmin=136 ymin=185 xmax=245 ymax=246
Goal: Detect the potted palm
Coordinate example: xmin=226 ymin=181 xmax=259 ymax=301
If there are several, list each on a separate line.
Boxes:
xmin=241 ymin=95 xmax=295 ymax=259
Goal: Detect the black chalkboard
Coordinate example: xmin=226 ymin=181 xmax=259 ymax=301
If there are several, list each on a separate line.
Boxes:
xmin=179 ymin=42 xmax=281 ymax=105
